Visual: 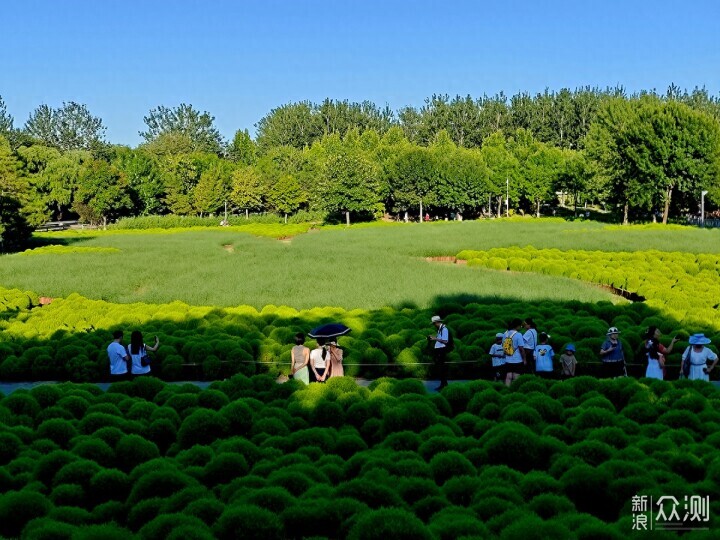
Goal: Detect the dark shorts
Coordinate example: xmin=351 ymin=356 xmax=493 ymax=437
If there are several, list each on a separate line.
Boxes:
xmin=503 ymin=362 xmax=524 ymax=375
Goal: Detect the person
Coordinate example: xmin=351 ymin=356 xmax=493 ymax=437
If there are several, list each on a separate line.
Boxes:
xmin=642 ymin=327 xmax=664 ymax=380
xmin=489 ymin=332 xmax=505 ymax=382
xmin=291 ymin=333 xmax=310 ymax=384
xmin=428 ymin=315 xmax=450 ymax=390
xmin=502 ymin=318 xmax=526 ymax=386
xmin=534 ymin=332 xmax=554 ymax=379
xmin=523 ymin=318 xmax=538 ymax=371
xmin=327 ymin=341 xmax=344 ymax=378
xmin=128 ymin=330 xmax=160 ymax=377
xmin=107 ymin=330 xmax=131 ymax=380
xmin=560 ymin=344 xmax=577 ymax=379
xmin=310 ymin=338 xmax=330 ymax=382
xmin=651 ymin=326 xmax=678 ymax=379
xmin=600 ymin=327 xmax=625 ymax=378
xmin=681 ymin=334 xmax=719 ymax=381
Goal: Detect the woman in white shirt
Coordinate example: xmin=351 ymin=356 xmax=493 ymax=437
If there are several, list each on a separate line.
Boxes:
xmin=310 ymin=339 xmax=331 ymax=382
xmin=128 ymin=330 xmax=160 ymax=376
xmin=681 ymin=334 xmax=718 ymax=381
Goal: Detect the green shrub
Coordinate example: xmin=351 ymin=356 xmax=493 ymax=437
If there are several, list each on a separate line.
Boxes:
xmin=71 ymin=438 xmax=115 ymax=468
xmin=213 ymin=504 xmax=284 ymax=540
xmin=178 ymin=410 xmax=229 ymax=448
xmin=528 ymin=493 xmax=576 ymax=519
xmin=127 ymin=469 xmax=197 ymax=505
xmin=50 ymin=483 xmax=85 ymax=508
xmin=335 ymin=478 xmax=405 ymax=509
xmin=203 ymin=453 xmax=249 ymax=486
xmin=347 ymin=508 xmax=432 ymax=540
xmin=52 ymin=460 xmax=100 ymax=490
xmin=428 ymin=506 xmax=489 ymax=540
xmin=139 ymin=513 xmax=211 ymax=540
xmin=429 ymin=451 xmax=476 ymax=484
xmin=20 ymin=517 xmax=76 ymax=540
xmin=89 ymin=468 xmax=130 ymax=503
xmin=115 ymin=434 xmax=160 ymax=472
xmin=127 ymin=497 xmax=165 ymax=531
xmin=183 ymin=498 xmax=224 ymax=527
xmin=72 ymin=524 xmax=134 ymax=540
xmin=37 ymin=419 xmax=78 ymax=448
xmin=0 ymin=490 xmax=52 ymax=537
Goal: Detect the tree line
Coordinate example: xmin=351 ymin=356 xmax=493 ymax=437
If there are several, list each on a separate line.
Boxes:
xmin=1 ymin=85 xmax=720 ymax=250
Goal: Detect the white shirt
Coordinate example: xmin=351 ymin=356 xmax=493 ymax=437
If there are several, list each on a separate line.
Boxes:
xmin=682 ymin=346 xmax=718 ymax=365
xmin=489 ymin=343 xmax=505 ymax=367
xmin=435 ymin=325 xmax=449 ymax=349
xmin=128 ymin=344 xmax=151 ymax=375
xmin=310 ymin=348 xmax=327 ymax=369
xmin=503 ymin=330 xmax=525 ymax=364
xmin=523 ymin=329 xmax=538 ymax=351
xmin=107 ymin=341 xmax=128 ymax=375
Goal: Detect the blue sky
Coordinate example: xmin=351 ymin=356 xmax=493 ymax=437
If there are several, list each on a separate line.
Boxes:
xmin=2 ymin=0 xmax=719 ymax=146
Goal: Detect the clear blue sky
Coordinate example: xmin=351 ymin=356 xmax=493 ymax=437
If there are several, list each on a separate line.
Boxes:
xmin=2 ymin=0 xmax=719 ymax=146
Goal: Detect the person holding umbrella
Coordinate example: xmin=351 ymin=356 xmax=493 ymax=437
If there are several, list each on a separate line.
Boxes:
xmin=308 ymin=323 xmax=351 ymax=383
xmin=428 ymin=315 xmax=450 ymax=390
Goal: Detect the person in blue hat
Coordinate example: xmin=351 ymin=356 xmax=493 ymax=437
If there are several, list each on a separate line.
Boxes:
xmin=560 ymin=343 xmax=577 ymax=379
xmin=681 ymin=334 xmax=718 ymax=381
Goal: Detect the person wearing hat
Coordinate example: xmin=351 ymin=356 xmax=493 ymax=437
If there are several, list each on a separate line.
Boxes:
xmin=489 ymin=332 xmax=505 ymax=382
xmin=428 ymin=315 xmax=450 ymax=389
xmin=600 ymin=327 xmax=626 ymax=378
xmin=560 ymin=344 xmax=577 ymax=379
xmin=327 ymin=340 xmax=344 ymax=379
xmin=680 ymin=334 xmax=719 ymax=381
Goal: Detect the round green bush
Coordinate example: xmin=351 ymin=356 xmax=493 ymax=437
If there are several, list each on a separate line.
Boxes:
xmin=335 ymin=478 xmax=405 ymax=509
xmin=89 ymin=469 xmax=131 ymax=503
xmin=412 ymin=495 xmax=450 ymax=523
xmin=37 ymin=419 xmax=78 ymax=448
xmin=126 ymin=497 xmax=165 ymax=531
xmin=203 ymin=453 xmax=249 ymax=486
xmin=52 ymin=460 xmax=100 ymax=490
xmin=127 ymin=469 xmax=198 ymax=506
xmin=240 ymin=486 xmax=294 ymax=513
xmin=71 ymin=438 xmax=115 ymax=468
xmin=72 ymin=524 xmax=134 ymax=540
xmin=395 ymin=477 xmax=441 ymax=505
xmin=0 ymin=431 xmax=22 ymax=466
xmin=1 ymin=392 xmax=41 ymax=418
xmin=115 ymin=434 xmax=160 ymax=472
xmin=139 ymin=513 xmax=212 ymax=540
xmin=20 ymin=517 xmax=76 ymax=540
xmin=178 ymin=410 xmax=229 ymax=448
xmin=184 ymin=498 xmax=224 ymax=527
xmin=147 ymin=418 xmax=178 ymax=454
xmin=347 ymin=508 xmax=432 ymax=540
xmin=50 ymin=483 xmax=85 ymax=508
xmin=428 ymin=506 xmax=489 ymax=540
xmin=0 ymin=489 xmax=52 ymax=537
xmin=429 ymin=451 xmax=475 ymax=484
xmin=213 ymin=504 xmax=283 ymax=540
xmin=218 ymin=401 xmax=253 ymax=436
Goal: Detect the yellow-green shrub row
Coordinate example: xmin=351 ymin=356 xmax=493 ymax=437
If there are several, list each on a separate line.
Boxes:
xmin=457 ymin=247 xmax=720 ymax=330
xmin=19 ymin=246 xmax=121 ymax=256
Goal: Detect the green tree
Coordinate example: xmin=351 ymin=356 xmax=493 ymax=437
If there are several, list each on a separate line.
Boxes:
xmin=266 ymin=174 xmax=306 ymax=221
xmin=255 ymin=101 xmax=322 ymax=152
xmin=0 ymin=136 xmax=33 ymax=250
xmin=140 ymin=104 xmax=224 ymax=154
xmin=24 ymin=102 xmax=106 ymax=151
xmin=230 ymin=166 xmax=264 ymax=218
xmin=29 ymin=150 xmax=90 ymax=221
xmin=385 ymin=145 xmax=438 ymax=221
xmin=193 ymin=159 xmax=232 ymax=216
xmin=480 ymin=131 xmax=519 ymax=216
xmin=319 ymin=147 xmax=384 ymax=224
xmin=112 ymin=148 xmax=165 ymax=215
xmin=73 ymin=160 xmax=132 ymax=228
xmin=227 ymin=129 xmax=258 ymax=165
xmin=0 ymin=95 xmax=13 ymax=135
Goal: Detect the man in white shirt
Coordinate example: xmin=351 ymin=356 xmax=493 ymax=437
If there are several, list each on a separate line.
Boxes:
xmin=107 ymin=330 xmax=130 ymax=380
xmin=428 ymin=315 xmax=450 ymax=390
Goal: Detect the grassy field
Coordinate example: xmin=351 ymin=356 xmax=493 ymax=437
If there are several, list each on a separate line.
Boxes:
xmin=2 ymin=219 xmax=718 ymax=310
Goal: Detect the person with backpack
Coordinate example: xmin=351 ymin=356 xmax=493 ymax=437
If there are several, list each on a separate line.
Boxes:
xmin=502 ymin=318 xmax=526 ymax=386
xmin=680 ymin=334 xmax=718 ymax=381
xmin=600 ymin=327 xmax=626 ymax=378
xmin=428 ymin=315 xmax=452 ymax=390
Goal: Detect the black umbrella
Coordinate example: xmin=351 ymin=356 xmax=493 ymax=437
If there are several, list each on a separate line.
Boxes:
xmin=308 ymin=323 xmax=351 ymax=339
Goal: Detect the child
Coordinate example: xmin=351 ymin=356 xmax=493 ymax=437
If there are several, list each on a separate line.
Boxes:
xmin=534 ymin=332 xmax=554 ymax=379
xmin=560 ymin=344 xmax=577 ymax=379
xmin=489 ymin=332 xmax=505 ymax=381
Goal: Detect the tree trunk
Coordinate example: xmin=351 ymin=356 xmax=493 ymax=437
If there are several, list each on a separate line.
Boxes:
xmin=623 ymin=202 xmax=629 ymax=225
xmin=102 ymin=216 xmax=107 ymax=231
xmin=536 ymin=199 xmax=541 ymax=218
xmin=284 ymin=213 xmax=287 ymax=224
xmin=419 ymin=200 xmax=423 ymax=223
xmin=662 ymin=186 xmax=672 ymax=224
xmin=245 ymin=209 xmax=249 ymax=219
xmin=497 ymin=196 xmax=502 ymax=218
xmin=346 ymin=211 xmax=350 ymax=226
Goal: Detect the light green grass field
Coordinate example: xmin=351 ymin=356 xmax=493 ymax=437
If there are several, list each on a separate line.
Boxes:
xmin=1 ymin=219 xmax=718 ymax=310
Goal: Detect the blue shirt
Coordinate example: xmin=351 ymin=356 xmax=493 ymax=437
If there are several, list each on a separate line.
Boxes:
xmin=534 ymin=344 xmax=554 ymax=372
xmin=601 ymin=339 xmax=624 ymax=362
xmin=434 ymin=325 xmax=449 ymax=349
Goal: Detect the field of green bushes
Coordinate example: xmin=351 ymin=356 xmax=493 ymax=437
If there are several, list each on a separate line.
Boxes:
xmin=1 ymin=375 xmax=719 ymax=539
xmin=2 ymin=219 xmax=720 ymax=537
